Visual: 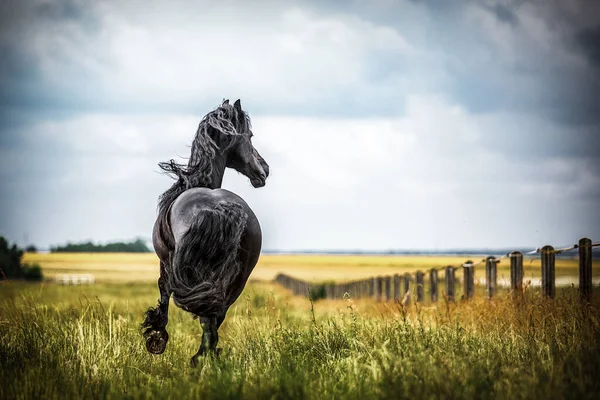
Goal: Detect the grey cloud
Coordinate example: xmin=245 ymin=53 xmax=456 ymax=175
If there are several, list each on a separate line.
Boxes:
xmin=575 ymin=24 xmax=600 ymax=68
xmin=488 ymin=3 xmax=519 ymax=26
xmin=0 ymin=0 xmax=594 ymax=125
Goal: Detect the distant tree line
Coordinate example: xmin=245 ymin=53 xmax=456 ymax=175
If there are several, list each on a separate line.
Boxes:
xmin=50 ymin=238 xmax=151 ymax=253
xmin=0 ymin=236 xmax=43 ymax=281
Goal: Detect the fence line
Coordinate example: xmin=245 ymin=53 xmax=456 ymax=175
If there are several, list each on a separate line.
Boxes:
xmin=274 ymin=237 xmax=596 ymax=303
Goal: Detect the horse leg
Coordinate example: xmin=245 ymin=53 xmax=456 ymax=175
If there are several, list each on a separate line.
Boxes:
xmin=190 ymin=314 xmax=225 ymax=367
xmin=143 ymin=261 xmax=171 ymax=354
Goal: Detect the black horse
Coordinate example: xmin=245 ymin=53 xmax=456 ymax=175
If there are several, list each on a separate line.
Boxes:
xmin=142 ymin=99 xmax=269 ymax=366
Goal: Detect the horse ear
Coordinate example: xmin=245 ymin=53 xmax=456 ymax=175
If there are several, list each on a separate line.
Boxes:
xmin=234 ymin=99 xmax=242 ymax=111
xmin=223 ymin=99 xmax=229 ymax=105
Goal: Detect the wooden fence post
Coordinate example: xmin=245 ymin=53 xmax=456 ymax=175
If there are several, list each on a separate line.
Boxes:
xmin=326 ymin=283 xmax=334 ymax=299
xmin=393 ymin=274 xmax=401 ymax=302
xmin=541 ymin=245 xmax=555 ymax=299
xmin=509 ymin=251 xmax=523 ymax=295
xmin=462 ymin=260 xmax=474 ymax=300
xmin=376 ymin=276 xmax=384 ymax=301
xmin=445 ymin=266 xmax=455 ymax=302
xmin=579 ymin=238 xmax=592 ymax=301
xmin=384 ymin=276 xmax=392 ymax=301
xmin=358 ymin=280 xmax=365 ymax=298
xmin=416 ymin=271 xmax=424 ymax=303
xmin=430 ymin=269 xmax=438 ymax=303
xmin=371 ymin=277 xmax=377 ymax=300
xmin=403 ymin=273 xmax=411 ymax=305
xmin=486 ymin=256 xmax=498 ymax=299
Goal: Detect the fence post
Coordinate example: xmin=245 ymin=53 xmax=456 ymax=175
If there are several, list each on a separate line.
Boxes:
xmin=291 ymin=278 xmax=297 ymax=295
xmin=384 ymin=276 xmax=392 ymax=301
xmin=371 ymin=277 xmax=377 ymax=300
xmin=445 ymin=266 xmax=455 ymax=302
xmin=416 ymin=271 xmax=424 ymax=303
xmin=326 ymin=283 xmax=334 ymax=299
xmin=393 ymin=274 xmax=401 ymax=302
xmin=430 ymin=269 xmax=438 ymax=303
xmin=463 ymin=260 xmax=474 ymax=300
xmin=541 ymin=245 xmax=555 ymax=299
xmin=486 ymin=256 xmax=498 ymax=299
xmin=403 ymin=273 xmax=411 ymax=305
xmin=509 ymin=251 xmax=523 ymax=295
xmin=377 ymin=276 xmax=384 ymax=301
xmin=579 ymin=238 xmax=592 ymax=301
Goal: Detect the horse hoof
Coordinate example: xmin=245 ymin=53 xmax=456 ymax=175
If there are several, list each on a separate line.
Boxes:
xmin=145 ymin=330 xmax=169 ymax=355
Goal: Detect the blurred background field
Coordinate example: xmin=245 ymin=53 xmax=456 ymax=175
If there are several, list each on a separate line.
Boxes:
xmin=22 ymin=251 xmax=595 ymax=286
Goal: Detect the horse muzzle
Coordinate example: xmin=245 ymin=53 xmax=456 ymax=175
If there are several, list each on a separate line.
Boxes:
xmin=251 ymin=172 xmax=267 ymax=188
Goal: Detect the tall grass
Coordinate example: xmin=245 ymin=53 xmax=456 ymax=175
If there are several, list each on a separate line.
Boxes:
xmin=1 ymin=282 xmax=598 ymax=399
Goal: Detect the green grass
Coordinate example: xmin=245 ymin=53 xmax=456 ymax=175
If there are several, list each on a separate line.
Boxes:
xmin=1 ymin=281 xmax=599 ymax=399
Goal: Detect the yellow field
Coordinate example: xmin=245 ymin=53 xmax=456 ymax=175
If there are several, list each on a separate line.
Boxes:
xmin=22 ymin=252 xmax=590 ymax=284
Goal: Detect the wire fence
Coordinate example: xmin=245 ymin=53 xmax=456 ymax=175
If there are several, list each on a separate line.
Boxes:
xmin=274 ymin=237 xmax=598 ymax=303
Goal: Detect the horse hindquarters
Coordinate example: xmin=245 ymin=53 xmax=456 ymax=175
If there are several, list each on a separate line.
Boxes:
xmin=167 ymin=201 xmax=249 ymax=318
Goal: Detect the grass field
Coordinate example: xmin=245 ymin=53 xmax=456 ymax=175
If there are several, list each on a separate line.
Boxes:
xmin=2 ymin=253 xmax=598 ymax=399
xmin=1 ymin=280 xmax=599 ymax=399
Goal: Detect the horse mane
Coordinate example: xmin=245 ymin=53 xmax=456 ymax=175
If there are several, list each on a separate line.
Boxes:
xmin=157 ymin=100 xmax=251 ymax=213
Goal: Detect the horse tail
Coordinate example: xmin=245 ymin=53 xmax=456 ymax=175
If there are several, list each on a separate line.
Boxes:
xmin=167 ymin=201 xmax=248 ymax=318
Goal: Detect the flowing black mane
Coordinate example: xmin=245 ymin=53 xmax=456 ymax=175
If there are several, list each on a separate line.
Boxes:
xmin=157 ymin=100 xmax=252 ymax=212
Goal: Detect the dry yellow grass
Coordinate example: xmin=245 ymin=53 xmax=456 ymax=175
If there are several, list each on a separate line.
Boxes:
xmin=23 ymin=252 xmax=161 ymax=282
xmin=22 ymin=252 xmax=589 ymax=284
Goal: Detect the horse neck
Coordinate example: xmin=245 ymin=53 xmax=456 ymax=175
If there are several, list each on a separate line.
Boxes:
xmin=157 ymin=154 xmax=227 ymax=216
xmin=186 ymin=147 xmax=228 ymax=189
xmin=206 ymin=154 xmax=226 ymax=189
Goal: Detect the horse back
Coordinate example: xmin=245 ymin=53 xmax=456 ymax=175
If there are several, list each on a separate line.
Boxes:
xmin=169 ymin=188 xmax=262 ymax=293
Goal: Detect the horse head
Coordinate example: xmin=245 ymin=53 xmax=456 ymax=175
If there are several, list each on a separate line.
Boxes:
xmin=209 ymin=99 xmax=269 ymax=188
xmin=223 ymin=100 xmax=269 ymax=187
xmin=157 ymin=99 xmax=270 ymax=213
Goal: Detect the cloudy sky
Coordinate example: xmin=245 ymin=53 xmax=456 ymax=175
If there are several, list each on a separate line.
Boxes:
xmin=1 ymin=0 xmax=599 ymax=251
